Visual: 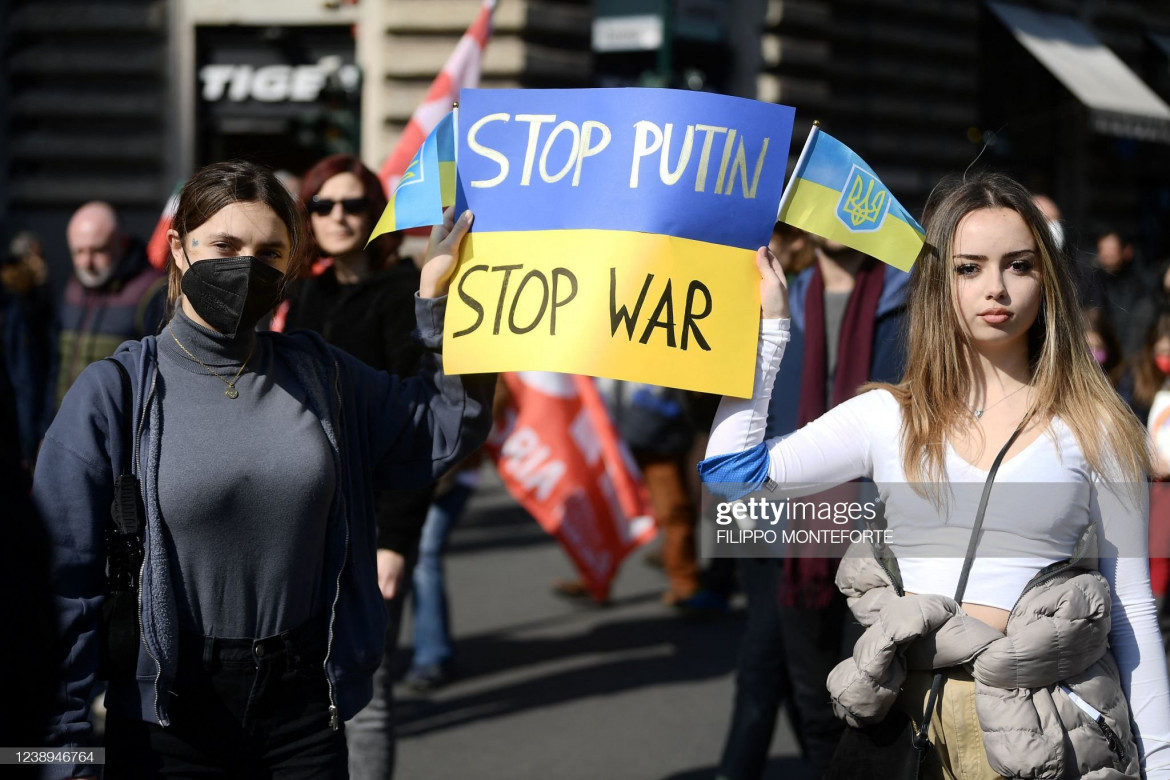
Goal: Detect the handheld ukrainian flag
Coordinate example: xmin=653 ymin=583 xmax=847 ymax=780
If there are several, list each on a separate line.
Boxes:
xmin=368 ymin=110 xmax=457 ymax=242
xmin=777 ymin=124 xmax=924 ymax=271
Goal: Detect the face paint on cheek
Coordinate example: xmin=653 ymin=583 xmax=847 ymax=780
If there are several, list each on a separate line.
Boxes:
xmin=1156 ymin=356 xmax=1170 ymax=375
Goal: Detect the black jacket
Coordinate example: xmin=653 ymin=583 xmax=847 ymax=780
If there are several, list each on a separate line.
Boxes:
xmin=284 ymin=260 xmax=434 ymax=554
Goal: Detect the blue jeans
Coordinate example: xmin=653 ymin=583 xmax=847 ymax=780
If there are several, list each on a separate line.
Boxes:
xmin=410 ymin=483 xmax=474 ymax=670
xmin=345 ymin=580 xmax=410 ymax=780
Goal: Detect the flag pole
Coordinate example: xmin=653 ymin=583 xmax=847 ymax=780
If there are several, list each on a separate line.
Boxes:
xmin=452 ymin=102 xmax=460 ymax=167
xmin=776 ymin=120 xmax=821 ymax=221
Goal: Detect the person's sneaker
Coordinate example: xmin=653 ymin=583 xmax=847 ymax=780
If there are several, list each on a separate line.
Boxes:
xmin=551 ymin=578 xmax=610 ymax=605
xmin=403 ymin=663 xmax=453 ymax=693
xmin=551 ymin=578 xmax=592 ymax=600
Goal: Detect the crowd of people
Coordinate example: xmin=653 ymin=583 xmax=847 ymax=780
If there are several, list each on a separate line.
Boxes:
xmin=4 ymin=156 xmax=1170 ymax=779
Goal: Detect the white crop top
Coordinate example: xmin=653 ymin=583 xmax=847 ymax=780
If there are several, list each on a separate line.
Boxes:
xmin=706 ymin=317 xmax=1170 ymax=775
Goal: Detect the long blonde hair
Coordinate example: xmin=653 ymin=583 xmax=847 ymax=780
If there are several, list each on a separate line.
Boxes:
xmin=870 ymin=173 xmax=1149 ymax=487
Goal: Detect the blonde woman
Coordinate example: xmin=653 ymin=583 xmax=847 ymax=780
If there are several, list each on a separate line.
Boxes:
xmin=701 ymin=173 xmax=1170 ymax=778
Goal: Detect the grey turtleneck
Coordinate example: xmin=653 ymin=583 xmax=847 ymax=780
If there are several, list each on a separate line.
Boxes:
xmin=157 ymin=308 xmax=335 ymax=639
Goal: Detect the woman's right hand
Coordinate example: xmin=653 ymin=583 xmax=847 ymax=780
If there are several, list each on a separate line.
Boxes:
xmin=756 ymin=246 xmax=789 ymax=319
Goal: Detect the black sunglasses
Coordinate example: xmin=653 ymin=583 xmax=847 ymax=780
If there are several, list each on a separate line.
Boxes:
xmin=308 ymin=196 xmax=369 ymax=217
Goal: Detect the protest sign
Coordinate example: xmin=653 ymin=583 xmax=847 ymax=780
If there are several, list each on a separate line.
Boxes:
xmin=445 ymin=88 xmax=795 ymax=397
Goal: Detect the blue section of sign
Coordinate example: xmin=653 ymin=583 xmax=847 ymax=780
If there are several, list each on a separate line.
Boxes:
xmin=835 ymin=165 xmax=891 ymax=233
xmin=454 ymin=88 xmax=795 ymax=251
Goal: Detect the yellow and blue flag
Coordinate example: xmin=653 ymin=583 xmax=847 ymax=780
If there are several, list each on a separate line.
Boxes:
xmin=777 ymin=125 xmax=923 ymax=271
xmin=368 ymin=111 xmax=457 ymax=241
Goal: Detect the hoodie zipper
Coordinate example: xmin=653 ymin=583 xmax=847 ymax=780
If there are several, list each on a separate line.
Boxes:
xmin=323 ymin=360 xmax=346 ymax=731
xmin=133 ymin=367 xmax=166 ymax=725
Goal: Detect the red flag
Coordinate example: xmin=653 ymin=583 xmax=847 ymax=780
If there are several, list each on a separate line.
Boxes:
xmin=378 ymin=0 xmax=494 ymax=195
xmin=145 ymin=183 xmax=182 ymax=270
xmin=486 ymin=372 xmax=657 ymax=603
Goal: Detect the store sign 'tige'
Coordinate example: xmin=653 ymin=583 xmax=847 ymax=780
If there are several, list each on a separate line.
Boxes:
xmin=200 ymin=57 xmax=360 ymax=103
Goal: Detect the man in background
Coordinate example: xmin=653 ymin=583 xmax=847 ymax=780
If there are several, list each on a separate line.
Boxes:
xmin=716 ymin=232 xmax=909 ymax=780
xmin=54 ymin=201 xmax=166 ymax=406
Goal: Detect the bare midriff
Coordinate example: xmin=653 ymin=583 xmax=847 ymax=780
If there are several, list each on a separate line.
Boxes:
xmin=906 ymin=592 xmax=1010 ymax=634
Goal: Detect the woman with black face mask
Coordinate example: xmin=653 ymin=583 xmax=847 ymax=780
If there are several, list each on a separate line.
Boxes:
xmin=32 ymin=160 xmax=494 ymax=779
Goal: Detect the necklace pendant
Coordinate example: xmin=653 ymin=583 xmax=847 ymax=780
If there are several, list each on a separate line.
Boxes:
xmin=974 ymin=409 xmax=984 ymax=419
xmin=225 ymin=386 xmax=239 ymax=399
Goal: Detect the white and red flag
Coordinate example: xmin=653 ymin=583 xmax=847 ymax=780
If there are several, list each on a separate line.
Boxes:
xmin=145 ymin=182 xmax=182 ymax=270
xmin=378 ymin=0 xmax=495 ymax=195
xmin=486 ymin=373 xmax=657 ymax=603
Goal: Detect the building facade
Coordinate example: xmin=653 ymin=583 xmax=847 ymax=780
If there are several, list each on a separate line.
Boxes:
xmin=5 ymin=0 xmax=1170 ymax=287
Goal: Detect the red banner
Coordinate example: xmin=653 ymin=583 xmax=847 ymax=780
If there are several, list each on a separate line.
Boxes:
xmin=486 ymin=372 xmax=656 ymax=602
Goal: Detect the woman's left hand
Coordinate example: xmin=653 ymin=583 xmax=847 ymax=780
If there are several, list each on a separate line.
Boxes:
xmin=420 ymin=207 xmax=474 ymax=299
xmin=376 ymin=549 xmax=407 ymax=599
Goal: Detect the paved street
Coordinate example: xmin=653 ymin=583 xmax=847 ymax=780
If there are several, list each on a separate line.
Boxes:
xmin=392 ymin=469 xmax=810 ymax=780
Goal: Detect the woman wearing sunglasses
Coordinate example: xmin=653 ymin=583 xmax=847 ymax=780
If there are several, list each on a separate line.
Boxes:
xmin=281 ymin=154 xmax=434 ymax=780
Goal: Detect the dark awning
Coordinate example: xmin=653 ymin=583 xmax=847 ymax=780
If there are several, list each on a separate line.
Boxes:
xmin=988 ymin=2 xmax=1170 ymax=143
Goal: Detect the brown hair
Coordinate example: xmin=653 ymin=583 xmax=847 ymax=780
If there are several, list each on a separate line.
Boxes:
xmin=866 ymin=172 xmax=1150 ymax=490
xmin=166 ymin=160 xmax=308 ymax=312
xmin=1131 ymin=310 xmax=1170 ymax=410
xmin=299 ymin=154 xmax=398 ymax=270
xmin=1084 ymin=306 xmax=1124 ymax=384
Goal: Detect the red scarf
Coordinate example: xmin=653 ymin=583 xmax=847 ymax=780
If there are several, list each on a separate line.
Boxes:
xmin=782 ymin=258 xmax=884 ymax=609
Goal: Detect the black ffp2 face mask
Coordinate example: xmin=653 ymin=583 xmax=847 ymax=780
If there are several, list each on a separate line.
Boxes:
xmin=180 ymin=255 xmax=284 ymax=338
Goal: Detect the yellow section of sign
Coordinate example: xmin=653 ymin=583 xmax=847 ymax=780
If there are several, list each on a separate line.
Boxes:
xmin=443 ymin=229 xmax=760 ymax=398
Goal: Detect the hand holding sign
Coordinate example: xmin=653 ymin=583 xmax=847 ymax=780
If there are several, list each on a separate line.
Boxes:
xmin=756 ymin=246 xmax=789 ymax=320
xmin=420 ymin=207 xmax=474 ymax=299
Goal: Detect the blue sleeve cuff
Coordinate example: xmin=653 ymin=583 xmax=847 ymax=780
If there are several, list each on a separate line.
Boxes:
xmin=697 ymin=442 xmax=770 ymax=500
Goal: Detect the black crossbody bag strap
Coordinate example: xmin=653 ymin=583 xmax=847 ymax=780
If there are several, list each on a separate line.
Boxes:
xmin=108 ymin=359 xmax=133 ymax=475
xmin=912 ymin=422 xmax=1026 ymax=751
xmin=99 ymin=358 xmax=145 ymax=680
xmin=105 ymin=360 xmax=140 ymax=526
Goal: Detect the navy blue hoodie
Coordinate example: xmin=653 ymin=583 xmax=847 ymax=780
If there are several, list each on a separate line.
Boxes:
xmin=33 ymin=294 xmax=494 ymax=779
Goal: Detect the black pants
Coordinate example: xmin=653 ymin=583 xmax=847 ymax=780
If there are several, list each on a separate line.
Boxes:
xmin=105 ymin=619 xmax=347 ymax=779
xmin=718 ymin=558 xmax=858 ymax=780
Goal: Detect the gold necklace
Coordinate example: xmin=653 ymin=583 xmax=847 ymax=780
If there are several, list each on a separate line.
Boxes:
xmin=971 ymin=383 xmax=1028 ymax=419
xmin=168 ymin=325 xmax=254 ymax=399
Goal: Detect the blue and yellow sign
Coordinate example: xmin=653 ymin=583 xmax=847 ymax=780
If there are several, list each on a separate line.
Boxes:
xmin=446 ymin=88 xmax=796 ymax=397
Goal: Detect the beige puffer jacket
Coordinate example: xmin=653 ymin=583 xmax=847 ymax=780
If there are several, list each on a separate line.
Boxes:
xmin=827 ymin=544 xmax=1139 ymax=779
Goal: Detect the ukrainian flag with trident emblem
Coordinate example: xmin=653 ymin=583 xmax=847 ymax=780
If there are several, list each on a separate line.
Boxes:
xmin=368 ymin=110 xmax=457 ymax=240
xmin=777 ymin=124 xmax=924 ymax=271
